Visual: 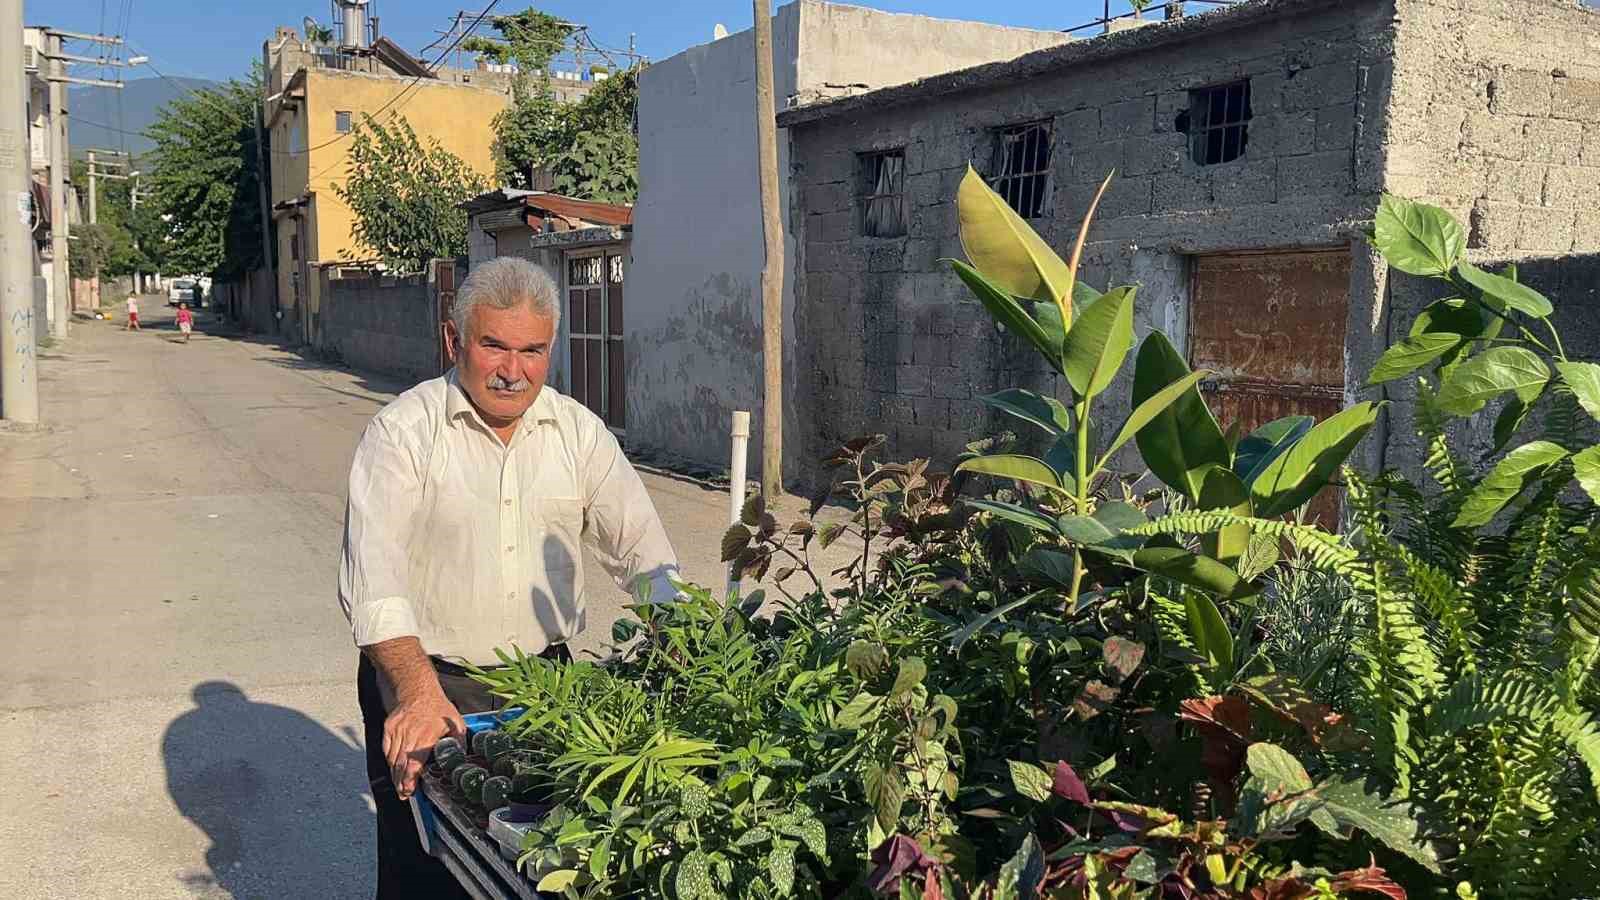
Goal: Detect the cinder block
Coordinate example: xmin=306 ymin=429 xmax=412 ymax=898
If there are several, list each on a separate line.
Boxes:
xmin=928 ymin=303 xmax=956 ymax=336
xmin=1212 ymin=163 xmax=1278 ymax=206
xmin=1101 ymin=96 xmax=1155 ymax=140
xmin=1315 ymin=103 xmax=1357 ymax=151
xmin=1461 ymin=111 xmax=1526 ymax=160
xmin=1518 ymin=207 xmax=1576 ymax=252
xmin=914 ymin=333 xmax=951 ymax=367
xmin=868 ymin=244 xmax=904 ymax=273
xmin=1542 ymin=165 xmax=1592 ymax=209
xmin=897 ymin=364 xmax=932 ymax=397
xmin=893 ymin=332 xmax=918 ymax=365
xmin=910 ymin=397 xmax=950 ymax=429
xmin=1489 ymin=69 xmax=1552 ymax=118
xmin=1069 ymin=141 xmax=1125 ymax=184
xmin=1249 ymin=111 xmax=1316 ymax=159
xmin=1153 ymin=171 xmax=1211 ymax=212
xmin=1483 ymin=160 xmax=1544 ymax=205
xmin=1524 ymin=118 xmax=1584 ymax=165
xmin=930 ymin=365 xmax=970 ymax=400
xmin=803 ymin=180 xmax=851 ymax=215
xmin=1552 ymin=76 xmax=1600 ymax=124
xmin=906 ymin=171 xmax=943 ymax=208
xmin=1282 ymin=63 xmax=1357 ymax=113
xmin=1574 ymin=208 xmax=1600 ymax=252
xmin=1058 ymin=107 xmax=1101 ymax=146
xmin=1277 ymin=149 xmax=1351 ymax=197
xmin=1123 ymin=134 xmax=1185 ymax=176
xmin=1095 ymin=175 xmax=1155 ymax=219
xmin=1155 ymin=91 xmax=1190 ymax=133
xmin=902 ymin=239 xmax=940 ymax=273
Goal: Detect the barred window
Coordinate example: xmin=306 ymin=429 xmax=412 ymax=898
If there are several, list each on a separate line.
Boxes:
xmin=1184 ymin=81 xmax=1252 ymax=166
xmin=860 ymin=150 xmax=906 ymax=238
xmin=990 ymin=121 xmax=1053 ymax=219
xmin=568 ymin=255 xmax=602 ymax=286
xmin=334 ymin=110 xmax=353 ymax=133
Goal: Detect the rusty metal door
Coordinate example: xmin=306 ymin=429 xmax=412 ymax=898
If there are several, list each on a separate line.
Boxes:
xmin=435 ymin=259 xmax=457 ymax=374
xmin=1189 ymin=250 xmax=1350 ymax=522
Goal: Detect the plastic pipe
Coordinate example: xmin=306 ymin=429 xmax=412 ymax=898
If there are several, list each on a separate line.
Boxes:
xmin=727 ymin=410 xmax=751 ymax=598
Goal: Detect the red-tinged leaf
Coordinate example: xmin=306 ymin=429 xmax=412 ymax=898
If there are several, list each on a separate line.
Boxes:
xmin=865 ymin=835 xmax=940 ymax=896
xmin=922 ymin=868 xmax=943 ymax=900
xmin=1101 ymin=636 xmax=1146 ymax=683
xmin=1180 ymin=696 xmax=1254 ymax=799
xmin=1051 ymin=761 xmax=1091 ymax=805
xmin=1071 ymin=680 xmax=1119 ymax=720
xmin=1326 ymin=862 xmax=1408 ymax=899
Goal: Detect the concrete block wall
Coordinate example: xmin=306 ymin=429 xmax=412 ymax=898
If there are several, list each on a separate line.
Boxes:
xmin=1385 ymin=0 xmax=1600 ymax=256
xmin=318 ymin=274 xmax=440 ymax=386
xmin=789 ymin=0 xmax=1397 ymax=487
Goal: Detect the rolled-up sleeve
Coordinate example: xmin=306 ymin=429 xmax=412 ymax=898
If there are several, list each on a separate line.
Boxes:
xmin=580 ymin=426 xmax=682 ymax=606
xmin=339 ymin=418 xmax=424 ymax=646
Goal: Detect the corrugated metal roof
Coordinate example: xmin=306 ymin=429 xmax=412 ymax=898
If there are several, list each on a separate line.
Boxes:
xmin=523 ymin=193 xmax=633 ymax=227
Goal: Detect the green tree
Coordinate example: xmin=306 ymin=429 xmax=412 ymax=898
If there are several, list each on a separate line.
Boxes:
xmin=143 ymin=75 xmax=268 ymax=279
xmin=459 ymin=8 xmax=574 ymax=71
xmin=334 ymin=115 xmax=488 ymax=272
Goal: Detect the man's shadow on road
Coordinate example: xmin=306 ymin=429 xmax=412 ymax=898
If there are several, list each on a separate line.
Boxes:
xmin=163 ymin=680 xmax=373 ymax=899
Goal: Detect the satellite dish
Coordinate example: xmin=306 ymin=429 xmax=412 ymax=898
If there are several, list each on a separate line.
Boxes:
xmin=303 ymin=17 xmax=319 ymax=41
xmin=713 ymin=23 xmax=729 ymax=40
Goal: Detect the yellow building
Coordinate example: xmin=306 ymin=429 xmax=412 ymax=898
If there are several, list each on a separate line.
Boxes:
xmin=261 ymin=27 xmax=516 ymax=340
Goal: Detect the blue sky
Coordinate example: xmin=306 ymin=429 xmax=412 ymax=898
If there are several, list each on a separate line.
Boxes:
xmin=28 ymin=0 xmax=1142 ymax=83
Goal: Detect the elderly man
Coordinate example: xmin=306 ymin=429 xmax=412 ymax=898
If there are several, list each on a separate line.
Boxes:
xmin=338 ymin=256 xmax=679 ymax=899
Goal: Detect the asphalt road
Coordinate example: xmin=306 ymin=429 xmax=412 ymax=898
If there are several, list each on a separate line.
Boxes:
xmin=0 ymin=303 xmax=844 ymax=898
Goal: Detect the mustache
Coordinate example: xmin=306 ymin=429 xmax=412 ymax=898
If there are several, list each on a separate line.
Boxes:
xmin=487 ymin=374 xmax=531 ymax=392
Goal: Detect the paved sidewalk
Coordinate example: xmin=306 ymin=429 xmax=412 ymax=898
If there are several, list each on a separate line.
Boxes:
xmin=0 ymin=308 xmax=852 ymax=899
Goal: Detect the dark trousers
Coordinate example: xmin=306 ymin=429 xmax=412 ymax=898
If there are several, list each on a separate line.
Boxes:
xmin=358 ymin=647 xmax=569 ymax=900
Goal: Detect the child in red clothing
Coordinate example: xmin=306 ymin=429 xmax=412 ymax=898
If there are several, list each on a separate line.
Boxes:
xmin=176 ymin=303 xmax=194 ymax=343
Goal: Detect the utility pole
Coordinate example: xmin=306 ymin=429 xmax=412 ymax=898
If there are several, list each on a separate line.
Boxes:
xmin=3 ymin=0 xmax=40 ymax=422
xmin=42 ymin=29 xmax=127 ymax=331
xmin=47 ymin=31 xmax=68 ymax=336
xmin=87 ymin=150 xmax=96 ymax=223
xmin=752 ymin=0 xmax=784 ymax=499
xmin=252 ymin=101 xmax=277 ymax=322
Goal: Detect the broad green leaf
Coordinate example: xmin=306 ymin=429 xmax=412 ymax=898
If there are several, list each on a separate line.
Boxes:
xmin=1185 ymin=591 xmax=1236 ymax=681
xmin=1031 ymin=298 xmax=1067 ymax=363
xmin=1196 ymin=465 xmax=1251 ymax=565
xmin=845 ymin=640 xmax=889 ymax=680
xmin=995 ymin=833 xmax=1044 ymax=900
xmin=957 ymin=166 xmax=1075 ymax=311
xmin=1094 ymin=501 xmax=1148 ymax=533
xmin=1454 ymin=440 xmax=1569 ymax=528
xmin=952 ymin=260 xmax=1062 ymax=373
xmin=949 ymin=596 xmax=1033 ymax=651
xmin=1008 ymin=760 xmax=1054 ymax=803
xmin=1133 ymin=332 xmax=1229 ymax=499
xmin=1022 ymin=546 xmax=1079 ymax=586
xmin=1237 ymin=531 xmax=1281 ymax=582
xmin=1318 ymin=776 xmax=1444 ymax=874
xmin=956 ymin=454 xmax=1066 ymax=494
xmin=1063 ymin=286 xmax=1136 ymax=400
xmin=1457 ymin=260 xmax=1553 ymax=318
xmin=835 ymin=691 xmax=883 ymax=729
xmin=589 ymin=835 xmax=612 ymax=881
xmin=1234 ymin=416 xmax=1314 ymax=489
xmin=1574 ymin=446 xmax=1600 ymax=506
xmin=1135 ymin=547 xmax=1260 ymax=602
xmin=1436 ymin=347 xmax=1549 ymax=416
xmin=979 ymin=389 xmax=1073 ymax=435
xmin=1372 ymin=194 xmax=1464 ymax=277
xmin=1055 ymin=502 xmax=1147 ymax=561
xmin=1251 ymin=403 xmax=1382 ymax=519
xmin=1098 ymin=369 xmax=1210 ymax=471
xmin=1246 ymin=742 xmax=1314 ymax=792
xmin=890 ymin=657 xmax=927 ymax=698
xmin=1043 ymin=435 xmax=1077 ymax=480
xmin=1557 ymin=361 xmax=1600 ymax=422
xmin=1366 ymin=332 xmax=1462 ymax=386
xmin=537 ymin=870 xmax=580 ymax=892
xmin=963 ymin=498 xmax=1056 ymax=533
xmin=1410 ymin=296 xmax=1491 ymax=340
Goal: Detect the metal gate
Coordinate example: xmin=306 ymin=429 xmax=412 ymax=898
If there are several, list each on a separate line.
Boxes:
xmin=1188 ymin=250 xmax=1350 ymax=523
xmin=435 ymin=259 xmax=457 ymax=374
xmin=565 ymin=251 xmax=625 ymax=432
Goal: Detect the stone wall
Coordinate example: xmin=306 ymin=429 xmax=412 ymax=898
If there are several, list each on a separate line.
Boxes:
xmin=317 ymin=272 xmax=439 ymax=385
xmin=787 ymin=0 xmax=1396 ymax=487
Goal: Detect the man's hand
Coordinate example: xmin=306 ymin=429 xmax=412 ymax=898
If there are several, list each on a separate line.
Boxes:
xmin=364 ymin=636 xmax=466 ymax=800
xmin=383 ymin=685 xmax=466 ymax=800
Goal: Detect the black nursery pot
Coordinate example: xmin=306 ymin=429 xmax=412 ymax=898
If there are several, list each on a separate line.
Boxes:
xmin=504 ymin=801 xmax=551 ymax=823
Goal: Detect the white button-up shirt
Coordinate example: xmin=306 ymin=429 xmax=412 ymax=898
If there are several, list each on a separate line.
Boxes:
xmin=338 ymin=372 xmax=679 ymax=666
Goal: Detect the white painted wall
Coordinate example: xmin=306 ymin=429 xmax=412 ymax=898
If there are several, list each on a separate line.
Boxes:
xmin=629 ymin=0 xmax=1070 ymax=473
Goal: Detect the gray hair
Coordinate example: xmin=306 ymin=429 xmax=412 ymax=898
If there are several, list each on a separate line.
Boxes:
xmin=451 ymin=256 xmax=561 ymax=342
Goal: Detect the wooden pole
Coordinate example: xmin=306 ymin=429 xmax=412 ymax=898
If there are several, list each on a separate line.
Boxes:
xmin=752 ymin=0 xmax=784 ymax=499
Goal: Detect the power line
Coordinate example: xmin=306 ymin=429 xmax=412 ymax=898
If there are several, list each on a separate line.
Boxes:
xmin=283 ymin=0 xmax=500 ymax=161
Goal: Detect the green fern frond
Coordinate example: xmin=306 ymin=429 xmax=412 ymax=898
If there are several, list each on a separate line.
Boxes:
xmin=1382 ymin=541 xmax=1479 ymax=674
xmin=1133 ymin=512 xmax=1360 ymax=576
xmin=1417 ymin=378 xmax=1468 ymax=500
xmin=1427 ymin=674 xmax=1558 ymax=736
xmin=1552 ymin=706 xmax=1600 ymax=803
xmin=1149 ymin=589 xmax=1207 ymax=698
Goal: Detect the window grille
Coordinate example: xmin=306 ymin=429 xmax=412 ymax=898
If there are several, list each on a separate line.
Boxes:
xmin=990 ymin=121 xmax=1053 ymax=219
xmin=1185 ymin=81 xmax=1252 ymax=166
xmin=334 ymin=110 xmax=353 ymax=133
xmin=568 ymin=255 xmax=602 ymax=286
xmin=860 ymin=150 xmax=906 ymax=238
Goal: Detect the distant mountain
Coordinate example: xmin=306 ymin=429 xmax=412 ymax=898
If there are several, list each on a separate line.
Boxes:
xmin=69 ymin=75 xmax=220 ymax=158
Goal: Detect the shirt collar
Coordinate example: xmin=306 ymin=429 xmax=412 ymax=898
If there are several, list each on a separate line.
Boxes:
xmin=444 ymin=369 xmax=560 ymax=434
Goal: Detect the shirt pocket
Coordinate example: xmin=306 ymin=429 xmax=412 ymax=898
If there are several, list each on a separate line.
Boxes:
xmin=537 ymin=497 xmax=584 ymax=576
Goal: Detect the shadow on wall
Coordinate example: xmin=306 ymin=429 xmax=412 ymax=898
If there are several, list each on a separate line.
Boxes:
xmin=627 ymin=273 xmax=763 ymax=466
xmin=163 ymin=681 xmax=373 ymax=898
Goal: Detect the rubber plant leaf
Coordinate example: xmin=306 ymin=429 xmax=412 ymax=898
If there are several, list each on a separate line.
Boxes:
xmin=1133 ymin=332 xmax=1228 ymax=500
xmin=1195 ymin=464 xmax=1252 ymax=566
xmin=1251 ymin=402 xmax=1382 ymax=519
xmin=956 ymin=455 xmax=1067 ymax=496
xmin=979 ymin=388 xmax=1073 ymax=436
xmin=1063 ymin=285 xmax=1137 ymax=401
xmin=951 ymin=260 xmax=1062 ymax=374
xmin=1098 ymin=369 xmax=1210 ymax=473
xmin=1135 ymin=546 xmax=1260 ymax=602
xmin=957 ymin=165 xmax=1075 ymax=313
xmin=1233 ymin=415 xmax=1314 ymax=489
